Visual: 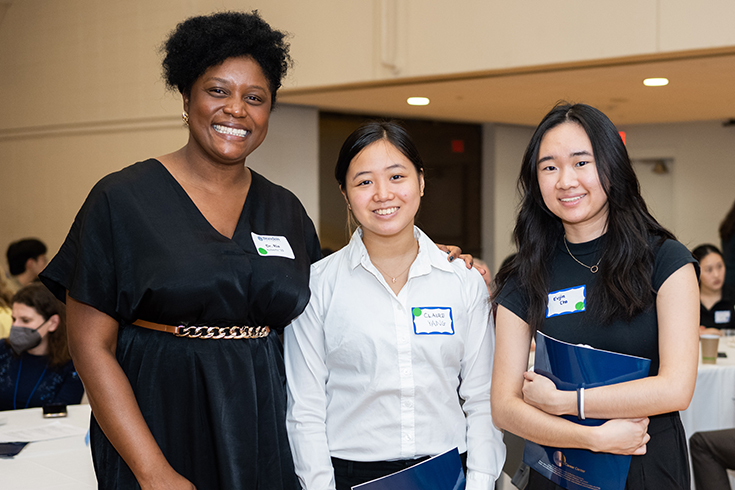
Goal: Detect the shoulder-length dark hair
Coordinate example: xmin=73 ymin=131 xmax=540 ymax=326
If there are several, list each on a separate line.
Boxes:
xmin=493 ymin=102 xmax=675 ymax=331
xmin=12 ymin=283 xmax=71 ymax=367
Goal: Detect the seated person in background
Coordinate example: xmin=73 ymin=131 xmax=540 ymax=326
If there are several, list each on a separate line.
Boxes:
xmin=6 ymin=238 xmax=48 ymax=291
xmin=0 ymin=271 xmax=13 ymax=337
xmin=721 ymin=199 xmax=735 ymax=287
xmin=692 ymin=244 xmax=735 ymax=334
xmin=690 ymin=428 xmax=735 ymax=490
xmin=0 ymin=283 xmax=84 ymax=410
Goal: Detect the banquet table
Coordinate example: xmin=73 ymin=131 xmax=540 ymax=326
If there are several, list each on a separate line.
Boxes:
xmin=681 ymin=336 xmax=735 ymax=488
xmin=0 ymin=404 xmax=95 ymax=490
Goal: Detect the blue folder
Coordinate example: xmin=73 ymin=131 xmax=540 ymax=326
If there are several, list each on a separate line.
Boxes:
xmin=523 ymin=332 xmax=651 ymax=490
xmin=352 ymin=447 xmax=466 ymax=490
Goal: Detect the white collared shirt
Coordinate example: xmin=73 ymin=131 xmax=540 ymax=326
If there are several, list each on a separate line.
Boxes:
xmin=285 ymin=227 xmax=505 ymax=490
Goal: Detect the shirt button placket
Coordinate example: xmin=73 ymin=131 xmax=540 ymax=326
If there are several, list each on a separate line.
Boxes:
xmin=394 ymin=298 xmax=416 ymax=457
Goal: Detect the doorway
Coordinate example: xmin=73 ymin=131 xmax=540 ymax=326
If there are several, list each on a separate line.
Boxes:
xmin=318 ymin=112 xmax=483 ymax=257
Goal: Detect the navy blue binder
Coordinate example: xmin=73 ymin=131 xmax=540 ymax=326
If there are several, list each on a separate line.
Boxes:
xmin=352 ymin=447 xmax=466 ymax=490
xmin=523 ymin=332 xmax=651 ymax=490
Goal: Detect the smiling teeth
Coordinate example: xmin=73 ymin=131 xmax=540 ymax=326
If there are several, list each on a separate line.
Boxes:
xmin=375 ymin=207 xmax=398 ymax=215
xmin=561 ymin=196 xmax=583 ymax=202
xmin=213 ymin=125 xmax=248 ymax=137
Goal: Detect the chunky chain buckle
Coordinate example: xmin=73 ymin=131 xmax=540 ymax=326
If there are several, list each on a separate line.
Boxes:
xmin=173 ymin=325 xmax=270 ymax=339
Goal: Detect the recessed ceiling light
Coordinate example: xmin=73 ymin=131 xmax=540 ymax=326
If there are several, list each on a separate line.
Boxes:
xmin=407 ymin=97 xmax=430 ymax=106
xmin=643 ymin=78 xmax=669 ymax=87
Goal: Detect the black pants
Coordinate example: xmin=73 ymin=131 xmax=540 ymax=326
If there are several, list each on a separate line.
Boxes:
xmin=690 ymin=428 xmax=735 ymax=490
xmin=332 ymin=453 xmax=467 ymax=490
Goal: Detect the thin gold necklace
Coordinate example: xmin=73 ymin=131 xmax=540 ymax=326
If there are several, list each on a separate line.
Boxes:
xmin=372 ymin=244 xmax=418 ymax=284
xmin=564 ymin=235 xmax=601 ymax=274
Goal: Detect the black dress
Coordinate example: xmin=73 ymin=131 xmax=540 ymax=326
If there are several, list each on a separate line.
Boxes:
xmin=497 ymin=236 xmax=696 ymax=490
xmin=40 ymin=159 xmax=321 ymax=490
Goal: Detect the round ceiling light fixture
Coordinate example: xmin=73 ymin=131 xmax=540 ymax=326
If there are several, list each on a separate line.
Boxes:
xmin=407 ymin=97 xmax=430 ymax=106
xmin=643 ymin=78 xmax=669 ymax=87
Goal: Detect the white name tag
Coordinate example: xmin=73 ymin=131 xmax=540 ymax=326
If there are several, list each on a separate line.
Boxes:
xmin=251 ymin=232 xmax=295 ymax=259
xmin=412 ymin=307 xmax=454 ymax=335
xmin=715 ymin=310 xmax=732 ymax=324
xmin=547 ymin=286 xmax=586 ymax=318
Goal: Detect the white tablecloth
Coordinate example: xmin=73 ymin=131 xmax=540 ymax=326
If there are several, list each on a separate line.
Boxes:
xmin=0 ymin=404 xmax=95 ymax=490
xmin=680 ymin=337 xmax=735 ymax=489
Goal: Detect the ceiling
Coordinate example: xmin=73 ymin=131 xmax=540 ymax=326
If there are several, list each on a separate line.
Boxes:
xmin=279 ymin=47 xmax=735 ymax=127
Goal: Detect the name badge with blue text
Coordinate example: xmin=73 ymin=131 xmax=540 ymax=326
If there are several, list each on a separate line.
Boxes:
xmin=412 ymin=307 xmax=454 ymax=335
xmin=547 ymin=286 xmax=586 ymax=318
xmin=715 ymin=310 xmax=732 ymax=324
xmin=251 ymin=232 xmax=295 ymax=259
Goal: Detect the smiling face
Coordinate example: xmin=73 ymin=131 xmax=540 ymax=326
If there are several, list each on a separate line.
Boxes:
xmin=342 ymin=139 xmax=424 ymax=243
xmin=700 ymin=252 xmax=726 ymax=293
xmin=536 ymin=122 xmax=609 ymax=242
xmin=183 ymin=56 xmax=271 ymax=165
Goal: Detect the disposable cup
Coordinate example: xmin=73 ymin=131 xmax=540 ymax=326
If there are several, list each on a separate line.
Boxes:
xmin=701 ymin=334 xmax=720 ymax=364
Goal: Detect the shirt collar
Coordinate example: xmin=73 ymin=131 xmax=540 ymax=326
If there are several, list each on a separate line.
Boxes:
xmin=346 ymin=226 xmax=455 ymax=277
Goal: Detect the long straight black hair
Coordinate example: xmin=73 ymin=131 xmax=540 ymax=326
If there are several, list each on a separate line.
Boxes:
xmin=494 ymin=102 xmax=675 ymax=331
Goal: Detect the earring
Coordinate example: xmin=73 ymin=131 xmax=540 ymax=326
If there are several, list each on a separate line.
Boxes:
xmin=182 ymin=112 xmax=189 ymax=125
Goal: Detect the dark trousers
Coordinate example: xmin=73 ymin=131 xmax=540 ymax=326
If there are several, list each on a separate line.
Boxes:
xmin=332 ymin=453 xmax=467 ymax=490
xmin=690 ymin=428 xmax=735 ymax=490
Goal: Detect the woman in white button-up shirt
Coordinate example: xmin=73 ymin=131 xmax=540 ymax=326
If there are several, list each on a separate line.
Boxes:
xmin=285 ymin=121 xmax=505 ymax=490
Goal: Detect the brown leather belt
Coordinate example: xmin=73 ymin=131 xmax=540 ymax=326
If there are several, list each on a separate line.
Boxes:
xmin=132 ymin=319 xmax=270 ymax=339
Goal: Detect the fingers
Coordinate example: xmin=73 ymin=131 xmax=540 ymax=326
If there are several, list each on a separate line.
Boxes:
xmin=632 ymin=443 xmax=648 ymax=456
xmin=435 ymin=244 xmax=468 ymax=266
xmin=458 ymin=253 xmax=473 ymax=269
xmin=629 ymin=417 xmax=650 ymax=429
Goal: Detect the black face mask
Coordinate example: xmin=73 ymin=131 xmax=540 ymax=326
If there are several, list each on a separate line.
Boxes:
xmin=7 ymin=320 xmax=46 ymax=356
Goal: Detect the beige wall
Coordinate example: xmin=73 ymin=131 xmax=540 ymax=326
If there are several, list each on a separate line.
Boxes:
xmin=0 ymin=1 xmax=321 ymax=260
xmin=484 ymin=120 xmax=735 ymax=273
xmin=3 ymin=0 xmax=735 ymax=129
xmin=286 ymin=0 xmax=735 ymax=86
xmin=0 ymin=102 xmax=319 ymax=258
xmin=622 ymin=120 xmax=735 ymax=249
xmin=1 ymin=0 xmax=734 ymax=269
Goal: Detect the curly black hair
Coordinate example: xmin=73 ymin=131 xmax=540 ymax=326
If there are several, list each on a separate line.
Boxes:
xmin=161 ymin=11 xmax=291 ymax=107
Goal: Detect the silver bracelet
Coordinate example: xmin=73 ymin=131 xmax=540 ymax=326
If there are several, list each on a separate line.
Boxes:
xmin=577 ymin=387 xmax=585 ymax=420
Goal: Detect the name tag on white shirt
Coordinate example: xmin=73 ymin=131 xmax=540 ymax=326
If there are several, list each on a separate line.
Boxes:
xmin=547 ymin=286 xmax=586 ymax=318
xmin=715 ymin=310 xmax=732 ymax=324
xmin=412 ymin=307 xmax=454 ymax=335
xmin=251 ymin=232 xmax=295 ymax=259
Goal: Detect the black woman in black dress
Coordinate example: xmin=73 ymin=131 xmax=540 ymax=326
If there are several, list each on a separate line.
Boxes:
xmin=40 ymin=12 xmax=319 ymax=490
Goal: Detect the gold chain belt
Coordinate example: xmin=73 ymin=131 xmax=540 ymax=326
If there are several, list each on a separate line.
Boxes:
xmin=133 ymin=319 xmax=270 ymax=339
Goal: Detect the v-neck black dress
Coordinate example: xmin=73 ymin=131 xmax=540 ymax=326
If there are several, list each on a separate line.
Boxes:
xmin=40 ymin=159 xmax=321 ymax=490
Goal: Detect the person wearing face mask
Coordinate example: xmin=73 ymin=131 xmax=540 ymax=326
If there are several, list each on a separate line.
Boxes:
xmin=0 ymin=283 xmax=84 ymax=411
xmin=692 ymin=244 xmax=735 ymax=335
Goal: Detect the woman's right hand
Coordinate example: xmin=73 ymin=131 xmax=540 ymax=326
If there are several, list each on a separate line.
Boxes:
xmin=592 ymin=417 xmax=650 ymax=455
xmin=140 ymin=469 xmax=196 ymax=490
xmin=66 ymin=295 xmax=188 ymax=489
